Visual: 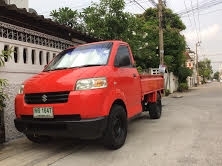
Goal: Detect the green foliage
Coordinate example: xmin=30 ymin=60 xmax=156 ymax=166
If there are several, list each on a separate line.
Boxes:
xmin=177 ymin=66 xmax=193 ymax=83
xmin=162 ymin=8 xmax=186 ymax=30
xmin=81 ymin=0 xmax=143 ymax=43
xmin=213 ymin=71 xmax=220 ymax=81
xmin=0 ymin=48 xmax=12 ymax=66
xmin=136 ymin=66 xmax=143 ymax=73
xmin=136 ymin=8 xmax=187 ymax=74
xmin=165 ymin=89 xmax=170 ymax=96
xmin=50 ymin=7 xmax=83 ymax=30
xmin=198 ymin=58 xmax=213 ymax=83
xmin=0 ymin=48 xmax=12 ymax=111
xmin=178 ymin=83 xmax=188 ymax=92
xmin=0 ymin=79 xmax=8 ymax=111
xmin=164 ymin=29 xmax=186 ymax=73
xmin=177 ymin=66 xmax=192 ymax=83
xmin=49 ymin=2 xmax=188 ymax=82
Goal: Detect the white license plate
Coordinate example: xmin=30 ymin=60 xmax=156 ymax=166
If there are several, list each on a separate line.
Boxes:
xmin=33 ymin=107 xmax=54 ymax=118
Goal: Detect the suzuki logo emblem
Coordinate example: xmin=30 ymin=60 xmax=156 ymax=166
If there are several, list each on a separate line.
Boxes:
xmin=42 ymin=94 xmax=47 ymax=102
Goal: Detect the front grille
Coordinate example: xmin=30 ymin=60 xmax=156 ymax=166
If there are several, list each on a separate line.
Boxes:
xmin=25 ymin=91 xmax=70 ymax=104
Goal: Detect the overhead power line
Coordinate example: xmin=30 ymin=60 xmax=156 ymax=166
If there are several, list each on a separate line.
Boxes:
xmin=133 ymin=0 xmax=146 ymax=10
xmin=190 ymin=1 xmax=200 ymax=41
xmin=148 ymin=0 xmax=158 ymax=6
xmin=178 ymin=0 xmax=222 ymax=16
xmin=197 ymin=0 xmax=201 ymax=41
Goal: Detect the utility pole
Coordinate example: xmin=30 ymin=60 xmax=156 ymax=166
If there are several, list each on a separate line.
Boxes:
xmin=158 ymin=0 xmax=164 ymax=65
xmin=195 ymin=41 xmax=201 ymax=85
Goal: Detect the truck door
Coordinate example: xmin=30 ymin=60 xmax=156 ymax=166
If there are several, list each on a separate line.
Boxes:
xmin=113 ymin=45 xmax=142 ymax=118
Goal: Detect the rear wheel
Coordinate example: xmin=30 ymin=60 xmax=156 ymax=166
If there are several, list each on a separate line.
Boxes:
xmin=26 ymin=134 xmax=51 ymax=143
xmin=149 ymin=93 xmax=162 ymax=119
xmin=103 ymin=104 xmax=127 ymax=150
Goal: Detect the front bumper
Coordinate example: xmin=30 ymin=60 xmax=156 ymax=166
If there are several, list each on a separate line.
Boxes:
xmin=14 ymin=116 xmax=108 ymax=139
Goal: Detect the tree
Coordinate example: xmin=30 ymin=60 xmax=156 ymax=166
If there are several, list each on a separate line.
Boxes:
xmin=81 ymin=0 xmax=143 ymax=43
xmin=49 ymin=2 xmax=189 ymax=83
xmin=198 ymin=58 xmax=213 ymax=83
xmin=50 ymin=7 xmax=83 ymax=30
xmin=49 ymin=0 xmax=144 ymax=56
xmin=177 ymin=66 xmax=193 ymax=83
xmin=138 ymin=8 xmax=186 ymax=73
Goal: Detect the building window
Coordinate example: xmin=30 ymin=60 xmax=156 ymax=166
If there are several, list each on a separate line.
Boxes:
xmin=14 ymin=47 xmax=18 ymax=63
xmin=23 ymin=48 xmax=27 ymax=64
xmin=53 ymin=53 xmax=56 ymax=58
xmin=39 ymin=51 xmax=43 ymax=65
xmin=46 ymin=52 xmax=50 ymax=64
xmin=4 ymin=45 xmax=9 ymax=62
xmin=31 ymin=50 xmax=36 ymax=64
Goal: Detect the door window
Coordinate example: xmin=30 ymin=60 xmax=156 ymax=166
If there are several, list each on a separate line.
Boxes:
xmin=114 ymin=45 xmax=132 ymax=67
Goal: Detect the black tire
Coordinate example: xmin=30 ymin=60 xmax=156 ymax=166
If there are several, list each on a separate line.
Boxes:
xmin=26 ymin=134 xmax=51 ymax=143
xmin=103 ymin=104 xmax=127 ymax=150
xmin=149 ymin=93 xmax=162 ymax=119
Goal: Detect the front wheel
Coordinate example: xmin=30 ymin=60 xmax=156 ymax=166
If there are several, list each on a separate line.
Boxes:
xmin=103 ymin=104 xmax=127 ymax=150
xmin=26 ymin=134 xmax=52 ymax=143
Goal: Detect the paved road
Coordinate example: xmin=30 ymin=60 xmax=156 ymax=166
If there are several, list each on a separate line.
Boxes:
xmin=1 ymin=82 xmax=222 ymax=166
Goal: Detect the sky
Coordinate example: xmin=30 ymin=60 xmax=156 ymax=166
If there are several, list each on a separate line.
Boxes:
xmin=29 ymin=0 xmax=222 ymax=72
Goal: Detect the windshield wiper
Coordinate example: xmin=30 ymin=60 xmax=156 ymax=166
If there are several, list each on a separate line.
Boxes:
xmin=44 ymin=67 xmax=68 ymax=72
xmin=74 ymin=64 xmax=103 ymax=68
xmin=44 ymin=64 xmax=103 ymax=71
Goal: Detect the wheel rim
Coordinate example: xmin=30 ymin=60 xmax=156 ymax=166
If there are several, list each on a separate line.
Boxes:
xmin=113 ymin=115 xmax=124 ymax=138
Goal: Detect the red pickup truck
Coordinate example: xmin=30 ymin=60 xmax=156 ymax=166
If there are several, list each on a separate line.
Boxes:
xmin=14 ymin=40 xmax=164 ymax=149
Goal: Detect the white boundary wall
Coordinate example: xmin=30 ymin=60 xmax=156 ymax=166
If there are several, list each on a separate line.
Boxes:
xmin=164 ymin=72 xmax=178 ymax=93
xmin=0 ymin=38 xmax=62 ymax=141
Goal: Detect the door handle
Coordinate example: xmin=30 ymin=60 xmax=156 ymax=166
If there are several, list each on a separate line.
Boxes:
xmin=133 ymin=73 xmax=137 ymax=77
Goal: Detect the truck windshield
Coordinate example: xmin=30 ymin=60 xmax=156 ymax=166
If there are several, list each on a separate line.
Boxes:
xmin=44 ymin=42 xmax=113 ymax=71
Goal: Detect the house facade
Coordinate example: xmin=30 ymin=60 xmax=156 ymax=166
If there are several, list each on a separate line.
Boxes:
xmin=185 ymin=49 xmax=196 ymax=88
xmin=0 ymin=0 xmax=98 ymax=142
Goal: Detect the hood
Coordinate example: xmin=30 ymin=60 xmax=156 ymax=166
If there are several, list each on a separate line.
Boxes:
xmin=24 ymin=66 xmax=104 ymax=93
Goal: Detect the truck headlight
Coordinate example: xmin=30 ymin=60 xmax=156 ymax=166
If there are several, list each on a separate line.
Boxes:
xmin=75 ymin=77 xmax=107 ymax=90
xmin=18 ymin=84 xmax=24 ymax=94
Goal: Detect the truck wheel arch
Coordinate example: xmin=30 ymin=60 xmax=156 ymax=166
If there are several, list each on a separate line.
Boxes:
xmin=102 ymin=89 xmax=128 ymax=117
xmin=111 ymin=99 xmax=127 ymax=116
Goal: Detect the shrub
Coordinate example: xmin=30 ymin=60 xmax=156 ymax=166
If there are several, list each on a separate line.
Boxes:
xmin=0 ymin=48 xmax=13 ymax=112
xmin=178 ymin=83 xmax=188 ymax=92
xmin=136 ymin=66 xmax=143 ymax=73
xmin=0 ymin=79 xmax=8 ymax=111
xmin=165 ymin=89 xmax=170 ymax=96
xmin=177 ymin=66 xmax=193 ymax=84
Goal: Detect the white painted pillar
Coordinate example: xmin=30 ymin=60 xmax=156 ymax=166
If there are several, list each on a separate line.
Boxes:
xmin=18 ymin=46 xmax=24 ymax=64
xmin=42 ymin=50 xmax=46 ymax=66
xmin=0 ymin=42 xmax=4 ymax=54
xmin=27 ymin=47 xmax=32 ymax=65
xmin=35 ymin=49 xmax=40 ymax=65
